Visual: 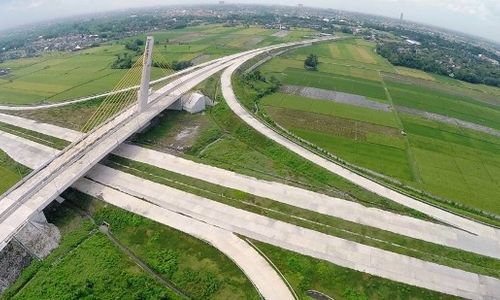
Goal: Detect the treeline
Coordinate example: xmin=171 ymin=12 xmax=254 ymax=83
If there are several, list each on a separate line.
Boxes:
xmin=0 ymin=12 xmax=194 ymax=53
xmin=377 ymin=42 xmax=500 ymax=87
xmin=372 ymin=25 xmax=500 ymax=87
xmin=113 ymin=55 xmax=193 ymax=71
xmin=152 ymin=60 xmax=193 ymax=71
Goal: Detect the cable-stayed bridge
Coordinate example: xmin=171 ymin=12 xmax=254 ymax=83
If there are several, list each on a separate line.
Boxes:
xmin=0 ymin=36 xmax=332 ymax=250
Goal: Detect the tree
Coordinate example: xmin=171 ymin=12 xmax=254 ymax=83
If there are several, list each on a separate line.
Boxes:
xmin=111 ymin=53 xmax=133 ymax=69
xmin=171 ymin=60 xmax=193 ymax=71
xmin=304 ymin=54 xmax=319 ymax=71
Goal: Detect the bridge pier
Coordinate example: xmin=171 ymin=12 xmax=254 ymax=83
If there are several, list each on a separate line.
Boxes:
xmin=138 ymin=36 xmax=154 ymax=113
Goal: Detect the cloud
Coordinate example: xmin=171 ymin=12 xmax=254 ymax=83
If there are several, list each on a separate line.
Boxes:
xmin=388 ymin=0 xmax=500 ymax=19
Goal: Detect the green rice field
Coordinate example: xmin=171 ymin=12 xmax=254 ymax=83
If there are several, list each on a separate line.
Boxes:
xmin=0 ymin=25 xmax=311 ymax=105
xmin=256 ymin=38 xmax=500 ymax=216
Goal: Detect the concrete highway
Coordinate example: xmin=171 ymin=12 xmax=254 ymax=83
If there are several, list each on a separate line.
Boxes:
xmin=0 ymin=38 xmax=331 ymax=251
xmin=0 ymin=112 xmax=296 ymax=300
xmin=2 ymin=131 xmax=499 ymax=299
xmin=1 ymin=112 xmax=498 ymax=259
xmin=2 ymin=37 xmax=500 ymax=299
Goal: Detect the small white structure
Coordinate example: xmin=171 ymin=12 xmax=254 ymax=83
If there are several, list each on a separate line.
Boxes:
xmin=405 ymin=39 xmax=421 ymax=46
xmin=168 ymin=92 xmax=214 ymax=114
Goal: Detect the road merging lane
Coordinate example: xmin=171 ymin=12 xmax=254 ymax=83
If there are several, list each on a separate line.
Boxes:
xmin=1 ymin=112 xmax=498 ymax=260
xmin=1 ymin=107 xmax=500 ymax=300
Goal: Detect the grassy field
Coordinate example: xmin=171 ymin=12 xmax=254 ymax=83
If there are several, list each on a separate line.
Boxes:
xmin=263 ymin=106 xmax=413 ymax=181
xmin=0 ymin=150 xmax=30 ymax=194
xmin=401 ymin=114 xmax=500 ymax=214
xmin=261 ymin=93 xmax=398 ymax=128
xmin=396 ymin=67 xmax=436 ymax=81
xmin=387 ymin=80 xmax=500 ymax=130
xmin=2 ymin=202 xmax=182 ymax=300
xmin=0 ymin=25 xmax=310 ymax=105
xmin=254 ymin=39 xmax=500 ymax=219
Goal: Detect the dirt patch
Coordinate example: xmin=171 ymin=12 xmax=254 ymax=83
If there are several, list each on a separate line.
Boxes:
xmin=281 ymin=85 xmax=392 ymax=112
xmin=244 ymin=36 xmax=265 ymax=48
xmin=272 ymin=30 xmax=290 ymax=38
xmin=170 ymin=32 xmax=204 ymax=43
xmin=131 ymin=111 xmax=211 ymax=154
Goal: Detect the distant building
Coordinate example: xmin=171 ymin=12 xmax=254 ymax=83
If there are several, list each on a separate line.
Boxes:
xmin=405 ymin=39 xmax=421 ymax=46
xmin=400 ymin=13 xmax=404 ymax=21
xmin=219 ymin=1 xmax=224 ymax=4
xmin=478 ymin=54 xmax=499 ymax=65
xmin=0 ymin=69 xmax=9 ymax=76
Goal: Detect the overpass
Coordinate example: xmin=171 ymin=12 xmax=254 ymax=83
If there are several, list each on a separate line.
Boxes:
xmin=1 ymin=36 xmax=500 ymax=299
xmin=0 ymin=36 xmax=333 ymax=251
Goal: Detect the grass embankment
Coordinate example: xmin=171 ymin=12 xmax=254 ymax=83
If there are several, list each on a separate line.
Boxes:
xmin=120 ymin=75 xmax=500 ymax=279
xmin=0 ymin=150 xmax=30 ymax=194
xmin=2 ymin=192 xmax=259 ymax=300
xmin=1 ymin=202 xmax=182 ymax=300
xmin=0 ymin=121 xmax=69 ymax=149
xmin=252 ymin=241 xmax=458 ymax=300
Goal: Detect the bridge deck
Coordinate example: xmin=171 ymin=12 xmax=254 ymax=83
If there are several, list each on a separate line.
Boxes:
xmin=0 ymin=38 xmax=327 ymax=250
xmin=0 ymin=52 xmax=244 ymax=249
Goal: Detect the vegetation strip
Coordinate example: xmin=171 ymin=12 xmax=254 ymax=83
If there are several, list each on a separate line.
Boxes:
xmin=0 ymin=121 xmax=69 ymax=150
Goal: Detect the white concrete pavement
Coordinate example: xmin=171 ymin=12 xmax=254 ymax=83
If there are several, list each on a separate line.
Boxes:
xmin=220 ymin=53 xmax=500 ymax=241
xmin=2 ymin=123 xmax=500 ymax=299
xmin=0 ymin=129 xmax=294 ymax=300
xmin=82 ymin=164 xmax=500 ymax=300
xmin=113 ymin=144 xmax=500 ymax=259
xmin=0 ymin=131 xmax=58 ymax=169
xmin=0 ymin=37 xmax=331 ymax=257
xmin=2 ymin=100 xmax=500 ymax=259
xmin=77 ymin=178 xmax=295 ymax=300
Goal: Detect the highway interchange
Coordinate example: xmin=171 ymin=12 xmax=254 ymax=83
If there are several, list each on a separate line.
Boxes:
xmin=0 ymin=39 xmax=499 ymax=299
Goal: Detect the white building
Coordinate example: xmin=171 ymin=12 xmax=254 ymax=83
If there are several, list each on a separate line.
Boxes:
xmin=405 ymin=39 xmax=421 ymax=46
xmin=168 ymin=92 xmax=214 ymax=114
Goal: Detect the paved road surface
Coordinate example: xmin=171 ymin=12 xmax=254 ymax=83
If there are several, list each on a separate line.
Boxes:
xmin=1 ymin=100 xmax=500 ymax=260
xmin=0 ymin=132 xmax=293 ymax=300
xmin=0 ymin=40 xmax=312 ymax=251
xmin=81 ymin=164 xmax=500 ymax=300
xmin=2 ymin=128 xmax=500 ymax=299
xmin=0 ymin=131 xmax=58 ymax=169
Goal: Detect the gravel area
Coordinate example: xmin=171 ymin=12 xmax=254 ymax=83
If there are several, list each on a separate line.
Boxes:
xmin=15 ymin=220 xmax=61 ymax=259
xmin=272 ymin=30 xmax=290 ymax=38
xmin=397 ymin=106 xmax=500 ymax=137
xmin=281 ymin=85 xmax=392 ymax=112
xmin=0 ymin=241 xmax=32 ymax=293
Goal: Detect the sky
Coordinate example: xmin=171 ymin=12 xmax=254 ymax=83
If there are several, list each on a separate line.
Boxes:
xmin=0 ymin=0 xmax=499 ymax=42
